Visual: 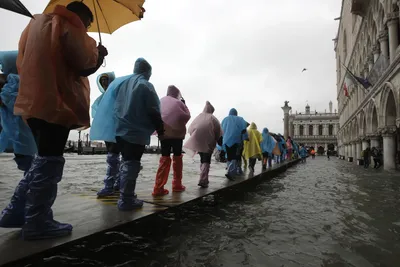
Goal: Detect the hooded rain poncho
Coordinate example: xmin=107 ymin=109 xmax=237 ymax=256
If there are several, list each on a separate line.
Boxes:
xmin=221 ymin=108 xmax=248 ymax=148
xmin=90 ymin=58 xmax=158 ymax=145
xmin=242 ymin=122 xmax=262 ymax=160
xmin=91 ymin=72 xmax=116 ymax=119
xmin=183 ymin=101 xmax=222 ymax=157
xmin=0 ymin=51 xmax=37 ymax=155
xmin=260 ymin=128 xmax=277 ymax=154
xmin=160 ymin=85 xmax=191 ymax=139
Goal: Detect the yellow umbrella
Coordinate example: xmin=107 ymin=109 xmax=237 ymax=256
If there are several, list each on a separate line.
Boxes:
xmin=43 ymin=0 xmax=145 ymax=43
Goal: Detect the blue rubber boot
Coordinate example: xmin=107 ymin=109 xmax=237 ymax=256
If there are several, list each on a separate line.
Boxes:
xmin=21 ymin=156 xmax=72 ymax=240
xmin=98 ymin=153 xmax=120 ymax=197
xmin=118 ymin=160 xmax=143 ymax=211
xmin=225 ymin=160 xmax=237 ymax=181
xmin=0 ymin=155 xmax=34 ymax=228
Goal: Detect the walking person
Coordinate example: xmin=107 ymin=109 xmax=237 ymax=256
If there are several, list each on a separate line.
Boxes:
xmin=260 ymin=128 xmax=277 ymax=170
xmin=153 ymin=85 xmax=191 ymax=196
xmin=286 ymin=136 xmax=293 ymax=160
xmin=221 ymin=108 xmax=249 ymax=180
xmin=183 ymin=101 xmax=223 ymax=188
xmin=242 ymin=122 xmax=262 ymax=174
xmin=299 ymin=145 xmax=308 ymax=163
xmin=371 ymin=147 xmax=382 ymax=169
xmin=363 ymin=147 xmax=371 ymax=168
xmin=0 ymin=51 xmax=37 ymax=228
xmin=91 ymin=72 xmax=122 ymax=197
xmin=12 ymin=1 xmax=107 ymax=240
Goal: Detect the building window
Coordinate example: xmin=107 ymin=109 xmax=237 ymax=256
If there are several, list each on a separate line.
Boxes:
xmin=309 ymin=125 xmax=313 ymax=136
xmin=299 ymin=125 xmax=304 ymax=136
xmin=329 ymin=125 xmax=333 ymax=136
xmin=318 ymin=125 xmax=323 ymax=135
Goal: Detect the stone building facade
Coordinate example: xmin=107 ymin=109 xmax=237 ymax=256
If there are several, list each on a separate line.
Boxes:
xmin=335 ymin=0 xmax=400 ymax=169
xmin=284 ymin=102 xmax=339 ymax=152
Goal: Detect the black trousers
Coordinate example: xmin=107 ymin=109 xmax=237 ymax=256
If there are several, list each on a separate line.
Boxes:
xmin=27 ymin=118 xmax=70 ymax=157
xmin=199 ymin=152 xmax=212 ymax=163
xmin=161 ymin=139 xmax=183 ymax=157
xmin=226 ymin=144 xmax=241 ymax=161
xmin=116 ymin=137 xmax=145 ymax=161
xmin=105 ymin=141 xmax=120 ymax=154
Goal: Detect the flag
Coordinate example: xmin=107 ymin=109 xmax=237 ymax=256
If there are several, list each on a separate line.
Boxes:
xmin=343 ymin=82 xmax=349 ymax=97
xmin=342 ymin=64 xmax=372 ymax=89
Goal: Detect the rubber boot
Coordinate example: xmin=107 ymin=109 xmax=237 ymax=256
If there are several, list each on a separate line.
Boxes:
xmin=198 ymin=163 xmax=210 ymax=188
xmin=152 ymin=156 xmax=171 ymax=196
xmin=172 ymin=155 xmax=185 ymax=192
xmin=98 ymin=153 xmax=120 ymax=197
xmin=0 ymin=155 xmax=34 ymax=228
xmin=22 ymin=156 xmax=72 ymax=240
xmin=118 ymin=160 xmax=143 ymax=211
xmin=225 ymin=160 xmax=237 ymax=180
xmin=249 ymin=158 xmax=256 ymax=173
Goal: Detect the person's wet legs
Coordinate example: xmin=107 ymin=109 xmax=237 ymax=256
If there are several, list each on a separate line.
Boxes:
xmin=22 ymin=118 xmax=72 ymax=240
xmin=0 ymin=154 xmax=34 ymax=228
xmin=97 ymin=142 xmax=121 ymax=197
xmin=116 ymin=137 xmax=144 ymax=211
xmin=198 ymin=152 xmax=211 ymax=188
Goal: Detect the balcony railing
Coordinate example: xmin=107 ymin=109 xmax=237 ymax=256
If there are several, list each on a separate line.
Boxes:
xmin=293 ymin=135 xmax=337 ymax=140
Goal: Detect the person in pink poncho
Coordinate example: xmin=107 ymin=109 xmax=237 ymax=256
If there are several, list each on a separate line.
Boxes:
xmin=286 ymin=136 xmax=293 ymax=160
xmin=153 ymin=85 xmax=191 ymax=196
xmin=184 ymin=101 xmax=223 ymax=188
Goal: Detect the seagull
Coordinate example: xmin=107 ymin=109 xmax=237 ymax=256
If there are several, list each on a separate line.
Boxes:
xmin=302 ymin=68 xmax=308 ymax=72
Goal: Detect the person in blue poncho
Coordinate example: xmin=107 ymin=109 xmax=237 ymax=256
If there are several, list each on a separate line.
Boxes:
xmin=0 ymin=51 xmax=38 ymax=229
xmin=91 ymin=58 xmax=164 ymax=211
xmin=278 ymin=134 xmax=287 ymax=162
xmin=299 ymin=145 xmax=308 ymax=163
xmin=91 ymin=72 xmax=124 ymax=197
xmin=260 ymin=128 xmax=276 ymax=170
xmin=221 ymin=108 xmax=249 ymax=180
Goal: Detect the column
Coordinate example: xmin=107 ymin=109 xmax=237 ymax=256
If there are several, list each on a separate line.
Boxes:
xmin=281 ymin=102 xmax=292 ymax=139
xmin=372 ymin=44 xmax=380 ymax=63
xmin=387 ymin=12 xmax=399 ymax=63
xmin=314 ymin=124 xmax=318 ymax=136
xmin=345 ymin=145 xmax=348 ymax=158
xmin=382 ymin=127 xmax=397 ymax=170
xmin=362 ymin=139 xmax=369 ymax=150
xmin=356 ymin=141 xmax=361 ymax=159
xmin=325 ymin=143 xmax=328 ymax=153
xmin=352 ymin=142 xmax=356 ymax=161
xmin=379 ymin=30 xmax=389 ymax=60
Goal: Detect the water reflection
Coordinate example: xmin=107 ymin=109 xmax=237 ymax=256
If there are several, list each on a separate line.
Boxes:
xmin=11 ymin=158 xmax=400 ymax=267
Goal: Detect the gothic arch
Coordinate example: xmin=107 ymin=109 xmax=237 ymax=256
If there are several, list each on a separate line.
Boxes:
xmin=366 ymin=100 xmax=379 ymax=133
xmin=379 ymin=83 xmax=398 ymax=126
xmin=359 ymin=110 xmax=367 ymax=136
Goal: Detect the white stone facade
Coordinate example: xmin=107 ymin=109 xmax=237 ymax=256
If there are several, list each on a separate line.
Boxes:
xmin=287 ymin=103 xmax=339 ymax=151
xmin=335 ymin=0 xmax=400 ymax=170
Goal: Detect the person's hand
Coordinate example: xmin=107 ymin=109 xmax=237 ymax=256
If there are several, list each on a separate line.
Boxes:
xmin=97 ymin=44 xmax=108 ymax=57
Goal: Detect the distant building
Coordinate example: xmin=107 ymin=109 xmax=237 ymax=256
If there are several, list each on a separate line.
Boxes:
xmin=288 ymin=102 xmax=339 ymax=152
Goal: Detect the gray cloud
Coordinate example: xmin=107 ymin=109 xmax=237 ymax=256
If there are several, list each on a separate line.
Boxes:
xmin=0 ymin=0 xmax=341 ymax=144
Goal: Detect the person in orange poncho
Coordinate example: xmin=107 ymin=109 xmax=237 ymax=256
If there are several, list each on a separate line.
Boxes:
xmin=10 ymin=1 xmax=108 ymax=240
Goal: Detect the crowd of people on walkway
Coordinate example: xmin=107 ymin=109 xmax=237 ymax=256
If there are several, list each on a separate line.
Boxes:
xmin=0 ymin=2 xmax=307 ymax=241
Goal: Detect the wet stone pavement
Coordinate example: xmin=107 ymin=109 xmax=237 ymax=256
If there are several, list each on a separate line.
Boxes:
xmin=3 ymin=155 xmax=400 ymax=267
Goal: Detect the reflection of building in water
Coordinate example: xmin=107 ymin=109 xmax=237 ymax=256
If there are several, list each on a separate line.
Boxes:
xmin=287 ymin=102 xmax=339 ymax=152
xmin=335 ymin=0 xmax=400 ymax=169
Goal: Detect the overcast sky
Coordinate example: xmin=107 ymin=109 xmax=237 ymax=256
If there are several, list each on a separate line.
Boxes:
xmin=0 ymin=0 xmax=340 ymax=145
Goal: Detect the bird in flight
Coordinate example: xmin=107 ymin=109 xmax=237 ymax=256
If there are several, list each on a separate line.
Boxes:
xmin=302 ymin=68 xmax=308 ymax=72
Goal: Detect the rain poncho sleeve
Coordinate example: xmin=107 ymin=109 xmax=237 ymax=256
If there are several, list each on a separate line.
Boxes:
xmin=114 ymin=58 xmax=162 ymax=146
xmin=260 ymin=128 xmax=277 ymax=154
xmin=14 ymin=5 xmax=98 ymax=129
xmin=221 ymin=108 xmax=248 ymax=148
xmin=242 ymin=123 xmax=262 ymax=160
xmin=160 ymin=85 xmax=191 ymax=139
xmin=91 ymin=72 xmax=115 ymax=119
xmin=90 ymin=74 xmax=132 ymax=142
xmin=0 ymin=51 xmax=36 ymax=156
xmin=183 ymin=101 xmax=222 ymax=156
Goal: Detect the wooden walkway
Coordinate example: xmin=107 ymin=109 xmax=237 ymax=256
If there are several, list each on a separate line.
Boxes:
xmin=0 ymin=159 xmax=300 ymax=266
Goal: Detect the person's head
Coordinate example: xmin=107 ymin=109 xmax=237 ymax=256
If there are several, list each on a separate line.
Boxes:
xmin=203 ymin=101 xmax=215 ymax=114
xmin=287 ymin=136 xmax=291 ymax=140
xmin=229 ymin=108 xmax=237 ymax=116
xmin=99 ymin=75 xmax=109 ymax=90
xmin=66 ymin=1 xmax=94 ymax=29
xmin=167 ymin=85 xmax=181 ymax=99
xmin=263 ymin=128 xmax=269 ymax=135
xmin=134 ymin=58 xmax=152 ymax=80
xmin=250 ymin=122 xmax=257 ymax=129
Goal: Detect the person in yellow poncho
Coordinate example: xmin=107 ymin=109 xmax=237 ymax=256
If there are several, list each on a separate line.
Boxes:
xmin=242 ymin=122 xmax=262 ymax=173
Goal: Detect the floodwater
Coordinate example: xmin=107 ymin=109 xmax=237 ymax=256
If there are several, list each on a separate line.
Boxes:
xmin=2 ymin=155 xmax=400 ymax=267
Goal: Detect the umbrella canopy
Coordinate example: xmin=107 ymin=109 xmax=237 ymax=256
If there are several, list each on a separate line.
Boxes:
xmin=43 ymin=0 xmax=145 ymax=34
xmin=0 ymin=0 xmax=34 ymax=18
